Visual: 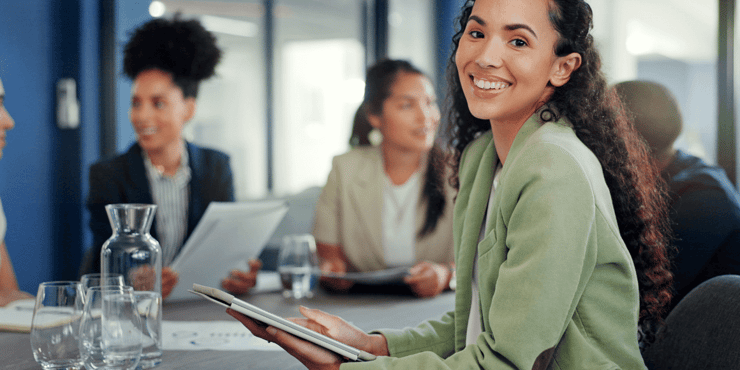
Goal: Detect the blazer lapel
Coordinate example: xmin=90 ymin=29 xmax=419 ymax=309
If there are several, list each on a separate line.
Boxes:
xmin=185 ymin=142 xmax=201 ymax=237
xmin=453 ymin=131 xmax=498 ymax=351
xmin=347 ymin=148 xmax=384 ymax=266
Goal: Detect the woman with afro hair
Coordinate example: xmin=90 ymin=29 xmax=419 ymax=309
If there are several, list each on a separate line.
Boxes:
xmin=81 ymin=16 xmax=261 ymax=299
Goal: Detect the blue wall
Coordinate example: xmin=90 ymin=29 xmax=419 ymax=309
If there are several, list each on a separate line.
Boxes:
xmin=0 ymin=0 xmax=101 ymax=292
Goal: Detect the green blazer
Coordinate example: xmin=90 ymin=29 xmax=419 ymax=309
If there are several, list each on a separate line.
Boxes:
xmin=343 ymin=114 xmax=646 ymax=369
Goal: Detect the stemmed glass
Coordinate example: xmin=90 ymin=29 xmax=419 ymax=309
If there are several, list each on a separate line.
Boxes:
xmin=30 ymin=281 xmax=84 ymax=370
xmin=79 ymin=285 xmax=142 ymax=370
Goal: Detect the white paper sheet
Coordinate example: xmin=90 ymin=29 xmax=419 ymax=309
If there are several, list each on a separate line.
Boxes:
xmin=0 ymin=298 xmax=35 ymax=333
xmin=167 ymin=200 xmax=288 ymax=301
xmin=252 ymin=271 xmax=282 ymax=293
xmin=162 ymin=320 xmax=282 ymax=351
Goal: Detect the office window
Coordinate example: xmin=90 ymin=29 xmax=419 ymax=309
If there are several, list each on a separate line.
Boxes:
xmin=590 ymin=0 xmax=718 ymax=164
xmin=160 ymin=1 xmax=268 ymax=200
xmin=388 ymin=0 xmax=435 ymax=80
xmin=160 ymin=0 xmax=365 ymax=198
xmin=273 ymin=0 xmax=365 ymax=196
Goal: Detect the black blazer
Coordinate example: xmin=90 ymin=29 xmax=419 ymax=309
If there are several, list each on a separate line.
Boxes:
xmin=79 ymin=142 xmax=234 ymax=276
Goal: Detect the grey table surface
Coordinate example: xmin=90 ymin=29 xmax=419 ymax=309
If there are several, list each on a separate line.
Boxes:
xmin=1 ymin=285 xmax=455 ymax=369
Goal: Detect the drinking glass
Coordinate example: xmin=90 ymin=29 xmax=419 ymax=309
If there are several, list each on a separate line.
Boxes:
xmin=101 ymin=287 xmax=143 ymax=370
xmin=278 ymin=234 xmax=320 ymax=299
xmin=80 ymin=273 xmax=125 ymax=301
xmin=30 ymin=281 xmax=84 ymax=370
xmin=79 ymin=285 xmax=135 ymax=370
xmin=133 ymin=291 xmax=162 ymax=369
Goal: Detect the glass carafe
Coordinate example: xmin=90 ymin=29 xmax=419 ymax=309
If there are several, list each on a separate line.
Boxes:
xmin=100 ymin=204 xmax=162 ymax=368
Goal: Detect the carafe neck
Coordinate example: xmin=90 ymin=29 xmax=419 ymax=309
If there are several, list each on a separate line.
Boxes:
xmin=105 ymin=204 xmax=157 ymax=235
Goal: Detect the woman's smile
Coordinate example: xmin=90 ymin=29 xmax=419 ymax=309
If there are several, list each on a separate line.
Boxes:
xmin=472 ymin=76 xmax=510 ymax=91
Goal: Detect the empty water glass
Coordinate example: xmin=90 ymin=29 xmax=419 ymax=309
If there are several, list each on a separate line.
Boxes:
xmin=30 ymin=281 xmax=84 ymax=370
xmin=81 ymin=273 xmax=125 ymax=290
xmin=101 ymin=287 xmax=143 ymax=370
xmin=80 ymin=273 xmax=125 ymax=302
xmin=79 ymin=285 xmax=134 ymax=370
xmin=278 ymin=234 xmax=320 ymax=299
xmin=133 ymin=291 xmax=162 ymax=369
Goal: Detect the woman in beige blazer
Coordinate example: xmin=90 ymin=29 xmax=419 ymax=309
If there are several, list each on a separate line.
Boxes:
xmin=312 ymin=59 xmax=454 ymax=298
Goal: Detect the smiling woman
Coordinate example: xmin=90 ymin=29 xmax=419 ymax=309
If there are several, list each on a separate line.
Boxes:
xmin=227 ymin=0 xmax=672 ymax=369
xmin=314 ymin=59 xmax=455 ymax=298
xmin=80 ymin=16 xmax=262 ymax=300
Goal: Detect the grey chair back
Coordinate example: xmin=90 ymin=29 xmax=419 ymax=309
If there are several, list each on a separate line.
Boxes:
xmin=643 ymin=274 xmax=740 ymax=369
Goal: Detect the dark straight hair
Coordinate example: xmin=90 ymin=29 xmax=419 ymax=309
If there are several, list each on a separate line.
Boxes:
xmin=350 ymin=59 xmax=448 ymax=238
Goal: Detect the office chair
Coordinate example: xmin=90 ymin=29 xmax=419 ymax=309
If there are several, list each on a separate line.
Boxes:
xmin=642 ymin=274 xmax=740 ymax=369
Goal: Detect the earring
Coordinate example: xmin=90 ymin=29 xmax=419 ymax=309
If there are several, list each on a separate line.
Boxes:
xmin=368 ymin=129 xmax=383 ymax=146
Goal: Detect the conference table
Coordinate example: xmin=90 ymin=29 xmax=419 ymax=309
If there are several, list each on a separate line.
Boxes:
xmin=0 ymin=281 xmax=455 ymax=369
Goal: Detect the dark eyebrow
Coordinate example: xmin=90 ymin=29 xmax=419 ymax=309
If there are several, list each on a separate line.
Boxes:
xmin=505 ymin=24 xmax=538 ymax=39
xmin=468 ymin=15 xmax=485 ymax=26
xmin=468 ymin=16 xmax=538 ymax=40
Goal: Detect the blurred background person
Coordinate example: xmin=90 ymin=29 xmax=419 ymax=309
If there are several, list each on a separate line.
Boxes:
xmin=0 ymin=76 xmax=33 ymax=306
xmin=80 ymin=16 xmax=260 ymax=298
xmin=615 ymin=80 xmax=740 ymax=311
xmin=313 ymin=59 xmax=455 ymax=298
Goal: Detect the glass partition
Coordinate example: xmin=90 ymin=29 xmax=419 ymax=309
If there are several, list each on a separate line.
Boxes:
xmin=590 ymin=0 xmax=718 ymax=164
xmin=273 ymin=0 xmax=365 ymax=196
xmin=160 ymin=1 xmax=268 ymax=199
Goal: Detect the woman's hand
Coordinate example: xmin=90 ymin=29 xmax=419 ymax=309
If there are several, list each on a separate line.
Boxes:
xmin=221 ymin=259 xmax=262 ymax=295
xmin=319 ymin=258 xmax=355 ymax=292
xmin=161 ymin=267 xmax=179 ymax=299
xmin=403 ymin=261 xmax=451 ymax=298
xmin=294 ymin=306 xmax=389 ymax=357
xmin=227 ymin=306 xmax=388 ymax=370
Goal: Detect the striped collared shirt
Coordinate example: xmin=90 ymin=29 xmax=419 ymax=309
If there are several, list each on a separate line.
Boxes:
xmin=143 ymin=144 xmax=191 ymax=266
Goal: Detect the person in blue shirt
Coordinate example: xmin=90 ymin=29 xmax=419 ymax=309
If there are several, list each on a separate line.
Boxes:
xmin=616 ymin=80 xmax=740 ymax=311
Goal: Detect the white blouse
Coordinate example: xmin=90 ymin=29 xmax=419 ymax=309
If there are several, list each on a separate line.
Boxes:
xmin=466 ymin=163 xmax=502 ymax=346
xmin=381 ymin=171 xmax=421 ymax=267
xmin=0 ymin=197 xmax=5 ymax=240
xmin=0 ymin=197 xmax=6 ymax=265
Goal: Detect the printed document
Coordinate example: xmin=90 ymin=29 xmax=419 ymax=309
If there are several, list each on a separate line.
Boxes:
xmin=168 ymin=200 xmax=288 ymax=301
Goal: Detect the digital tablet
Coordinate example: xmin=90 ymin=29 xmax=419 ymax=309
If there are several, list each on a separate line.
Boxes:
xmin=321 ymin=266 xmax=411 ymax=285
xmin=189 ymin=284 xmax=377 ymax=362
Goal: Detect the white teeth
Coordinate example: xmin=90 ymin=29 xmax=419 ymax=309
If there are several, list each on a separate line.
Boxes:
xmin=474 ymin=78 xmax=509 ymax=90
xmin=139 ymin=127 xmax=157 ymax=135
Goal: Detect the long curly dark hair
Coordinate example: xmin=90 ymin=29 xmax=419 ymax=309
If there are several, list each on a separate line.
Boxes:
xmin=123 ymin=15 xmax=222 ymax=98
xmin=446 ymin=0 xmax=672 ymax=345
xmin=353 ymin=59 xmax=448 ymax=238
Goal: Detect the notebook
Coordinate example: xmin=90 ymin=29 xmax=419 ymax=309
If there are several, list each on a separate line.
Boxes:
xmin=189 ymin=284 xmax=376 ymax=362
